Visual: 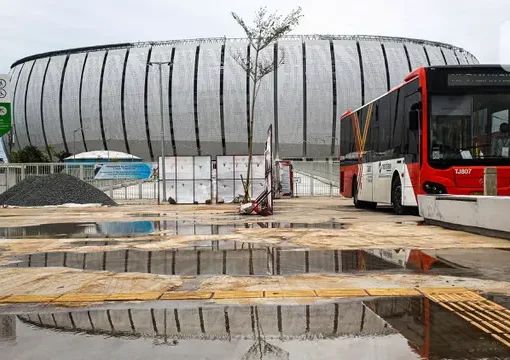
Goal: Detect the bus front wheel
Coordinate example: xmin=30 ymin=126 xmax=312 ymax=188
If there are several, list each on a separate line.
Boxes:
xmin=352 ymin=180 xmax=366 ymax=209
xmin=392 ymin=179 xmax=406 ymax=215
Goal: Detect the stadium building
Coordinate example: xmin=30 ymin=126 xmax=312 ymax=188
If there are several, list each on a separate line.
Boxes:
xmin=7 ymin=35 xmax=478 ymax=161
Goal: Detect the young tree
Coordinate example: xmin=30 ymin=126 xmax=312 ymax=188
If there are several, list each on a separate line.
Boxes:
xmin=231 ymin=6 xmax=303 ymax=203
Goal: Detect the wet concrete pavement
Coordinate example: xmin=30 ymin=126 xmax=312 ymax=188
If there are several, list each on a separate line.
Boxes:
xmin=0 ymin=198 xmax=509 ymax=358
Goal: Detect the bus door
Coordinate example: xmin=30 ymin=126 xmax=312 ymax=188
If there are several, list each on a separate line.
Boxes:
xmin=404 ymin=91 xmax=421 ymax=205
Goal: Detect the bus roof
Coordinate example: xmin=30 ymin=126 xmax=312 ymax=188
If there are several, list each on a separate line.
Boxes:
xmin=340 ymin=67 xmax=423 ymax=119
xmin=340 ymin=64 xmax=510 ymax=120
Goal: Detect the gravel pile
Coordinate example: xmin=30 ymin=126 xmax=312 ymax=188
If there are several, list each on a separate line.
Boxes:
xmin=0 ymin=174 xmax=117 ymax=207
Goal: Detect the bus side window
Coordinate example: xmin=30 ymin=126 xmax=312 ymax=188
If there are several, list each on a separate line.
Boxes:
xmin=378 ymin=96 xmax=392 ymax=159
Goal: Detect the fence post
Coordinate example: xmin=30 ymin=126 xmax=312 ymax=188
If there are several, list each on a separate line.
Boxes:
xmin=309 ymin=174 xmax=314 ymax=197
xmin=79 ymin=165 xmax=84 ymax=180
xmin=50 ymin=164 xmax=54 ymax=174
xmin=5 ymin=165 xmax=9 ymax=190
xmin=328 ymin=158 xmax=333 ymax=197
xmin=484 ymin=167 xmax=497 ymax=196
xmin=20 ymin=165 xmax=25 ymax=181
xmin=109 ymin=180 xmax=114 ymax=199
xmin=139 ymin=180 xmax=143 ymax=200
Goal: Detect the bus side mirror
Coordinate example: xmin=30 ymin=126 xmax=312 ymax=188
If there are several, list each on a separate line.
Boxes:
xmin=409 ymin=110 xmax=419 ymax=131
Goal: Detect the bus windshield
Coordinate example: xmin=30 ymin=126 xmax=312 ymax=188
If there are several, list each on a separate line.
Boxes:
xmin=429 ymin=94 xmax=510 ymax=165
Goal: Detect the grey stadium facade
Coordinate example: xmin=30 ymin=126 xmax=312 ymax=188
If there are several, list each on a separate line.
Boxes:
xmin=7 ymin=35 xmax=478 ymax=161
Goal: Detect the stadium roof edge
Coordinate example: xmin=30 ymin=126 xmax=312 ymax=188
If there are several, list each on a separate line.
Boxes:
xmin=11 ymin=34 xmax=477 ymax=68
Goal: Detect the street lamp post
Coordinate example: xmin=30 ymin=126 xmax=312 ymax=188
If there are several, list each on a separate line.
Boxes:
xmin=148 ymin=61 xmax=171 ymax=204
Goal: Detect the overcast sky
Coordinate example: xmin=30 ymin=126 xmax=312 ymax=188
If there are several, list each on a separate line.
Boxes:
xmin=1 ymin=0 xmax=510 ymax=71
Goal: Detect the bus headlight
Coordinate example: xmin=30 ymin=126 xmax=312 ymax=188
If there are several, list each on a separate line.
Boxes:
xmin=423 ymin=182 xmax=447 ymax=195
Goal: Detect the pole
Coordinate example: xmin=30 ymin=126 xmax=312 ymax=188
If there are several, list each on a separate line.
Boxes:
xmin=148 ymin=61 xmax=170 ymax=204
xmin=158 ymin=64 xmax=166 ymax=204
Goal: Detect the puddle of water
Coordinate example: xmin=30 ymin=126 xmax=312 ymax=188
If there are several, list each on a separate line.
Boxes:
xmin=395 ymin=220 xmax=426 ymax=226
xmin=128 ymin=213 xmax=166 ymax=217
xmin=1 ymin=299 xmax=507 ymax=359
xmin=4 ymin=247 xmax=461 ymax=278
xmin=69 ymin=239 xmax=156 ymax=247
xmin=0 ymin=221 xmax=348 ymax=239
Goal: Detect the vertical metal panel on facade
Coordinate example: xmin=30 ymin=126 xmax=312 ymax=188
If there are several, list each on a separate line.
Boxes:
xmin=14 ymin=61 xmax=34 ymax=149
xmin=380 ymin=42 xmax=410 ymax=88
xmin=26 ymin=58 xmax=49 ymax=150
xmin=80 ymin=51 xmax=106 ymax=152
xmin=124 ymin=48 xmax=150 ymax=159
xmin=455 ymin=50 xmax=468 ymax=64
xmin=101 ymin=49 xmax=127 ymax=153
xmin=252 ymin=46 xmax=274 ymax=155
xmin=172 ymin=44 xmax=198 ymax=155
xmin=424 ymin=45 xmax=446 ymax=65
xmin=147 ymin=46 xmax=174 ymax=156
xmin=62 ymin=53 xmax=87 ymax=154
xmin=42 ymin=55 xmax=66 ymax=150
xmin=405 ymin=43 xmax=430 ymax=70
xmin=467 ymin=53 xmax=479 ymax=64
xmin=277 ymin=40 xmax=303 ymax=155
xmin=10 ymin=65 xmax=24 ymax=150
xmin=223 ymin=41 xmax=248 ymax=155
xmin=333 ymin=40 xmax=362 ymax=116
xmin=359 ymin=41 xmax=388 ymax=104
xmin=305 ymin=40 xmax=333 ymax=156
xmin=197 ymin=43 xmax=222 ymax=156
xmin=23 ymin=61 xmax=37 ymax=146
xmin=441 ymin=48 xmax=459 ymax=65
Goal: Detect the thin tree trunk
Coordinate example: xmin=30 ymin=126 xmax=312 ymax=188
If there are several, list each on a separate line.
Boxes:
xmin=244 ymin=48 xmax=259 ymax=203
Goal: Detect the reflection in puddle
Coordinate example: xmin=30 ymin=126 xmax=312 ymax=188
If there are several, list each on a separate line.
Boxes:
xmin=0 ymin=220 xmax=347 ymax=238
xmin=483 ymin=293 xmax=510 ymax=310
xmin=367 ymin=297 xmax=509 ymax=359
xmin=2 ymin=300 xmax=507 ymax=359
xmin=4 ymin=247 xmax=458 ymax=277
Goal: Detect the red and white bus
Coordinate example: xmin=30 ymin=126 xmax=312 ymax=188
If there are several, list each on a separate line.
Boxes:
xmin=339 ymin=65 xmax=510 ymax=214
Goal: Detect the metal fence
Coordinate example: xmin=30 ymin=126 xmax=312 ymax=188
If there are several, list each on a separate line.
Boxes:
xmin=0 ymin=163 xmax=159 ymax=201
xmin=0 ymin=158 xmax=341 ymax=203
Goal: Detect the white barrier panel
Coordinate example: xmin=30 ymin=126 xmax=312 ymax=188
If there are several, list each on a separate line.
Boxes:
xmin=216 ymin=155 xmax=265 ymax=203
xmin=158 ymin=156 xmax=212 ymax=204
xmin=418 ymin=194 xmax=510 ymax=235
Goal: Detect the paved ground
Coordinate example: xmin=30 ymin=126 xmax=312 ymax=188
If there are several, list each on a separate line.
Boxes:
xmin=0 ymin=197 xmax=509 ymax=300
xmin=1 ymin=197 xmax=510 ymax=356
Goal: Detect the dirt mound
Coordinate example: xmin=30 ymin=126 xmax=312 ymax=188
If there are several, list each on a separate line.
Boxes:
xmin=0 ymin=174 xmax=117 ymax=207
